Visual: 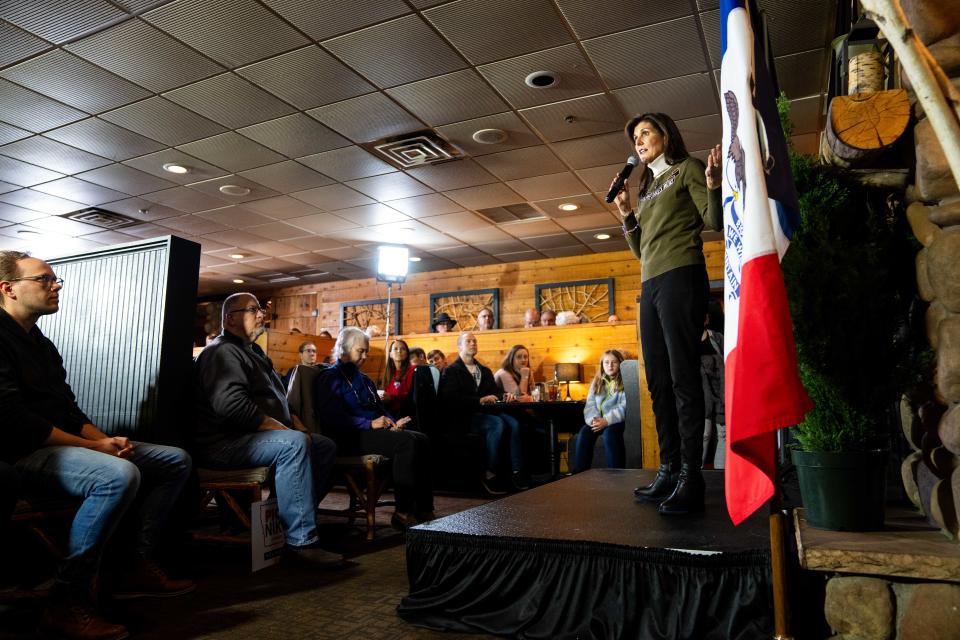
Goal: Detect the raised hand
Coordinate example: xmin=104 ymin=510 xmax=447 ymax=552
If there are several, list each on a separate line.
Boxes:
xmin=705 ymin=144 xmax=722 ymax=190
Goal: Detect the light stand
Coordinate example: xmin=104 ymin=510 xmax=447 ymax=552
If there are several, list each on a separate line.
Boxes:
xmin=376 ymin=245 xmax=409 ymax=388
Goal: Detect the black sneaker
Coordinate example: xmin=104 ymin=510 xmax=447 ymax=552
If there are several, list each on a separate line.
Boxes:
xmin=511 ymin=472 xmax=530 ymax=491
xmin=480 ymin=474 xmax=509 ymax=496
xmin=283 ymin=543 xmax=345 ymax=569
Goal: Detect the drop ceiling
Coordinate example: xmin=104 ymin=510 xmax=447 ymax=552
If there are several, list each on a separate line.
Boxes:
xmin=0 ymin=0 xmax=835 ymax=295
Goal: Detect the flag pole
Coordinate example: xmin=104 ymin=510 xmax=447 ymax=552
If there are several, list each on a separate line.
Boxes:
xmin=769 ymin=427 xmax=791 ymax=640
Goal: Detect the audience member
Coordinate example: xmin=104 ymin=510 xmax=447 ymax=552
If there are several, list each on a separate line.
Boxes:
xmin=409 ymin=347 xmax=426 ymax=366
xmin=608 ymin=314 xmax=621 ymax=323
xmin=555 ymin=310 xmax=580 ymax=326
xmin=1 ymin=251 xmax=193 ymax=639
xmin=432 ymin=312 xmax=457 ymax=333
xmin=476 ymin=306 xmax=494 ymax=330
xmin=439 ymin=332 xmax=526 ymax=493
xmin=194 ymin=292 xmax=341 ymax=569
xmin=318 ymin=330 xmax=333 ymax=339
xmin=364 ymin=324 xmax=382 ymax=339
xmin=383 ymin=339 xmax=416 ymax=416
xmin=523 ymin=308 xmax=540 ymax=328
xmin=494 ymin=344 xmax=535 ymax=402
xmin=205 ymin=332 xmax=218 ymax=345
xmin=574 ymin=350 xmax=627 ymax=472
xmin=290 ymin=327 xmax=302 ymax=334
xmin=314 ymin=328 xmax=433 ymax=529
xmin=540 ymin=309 xmax=556 ymax=326
xmin=427 ymin=349 xmax=447 ymax=370
xmin=282 ymin=341 xmax=319 ymax=388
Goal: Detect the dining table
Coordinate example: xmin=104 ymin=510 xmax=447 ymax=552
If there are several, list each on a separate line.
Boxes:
xmin=481 ymin=399 xmax=586 ymax=478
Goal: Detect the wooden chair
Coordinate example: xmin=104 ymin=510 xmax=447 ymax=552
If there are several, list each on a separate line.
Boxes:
xmin=192 ymin=466 xmax=271 ymax=545
xmin=286 ymin=364 xmax=393 ymax=541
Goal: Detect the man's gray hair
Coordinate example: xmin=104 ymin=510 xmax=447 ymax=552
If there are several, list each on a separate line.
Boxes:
xmin=333 ymin=326 xmax=369 ymax=360
xmin=221 ymin=292 xmax=256 ymax=325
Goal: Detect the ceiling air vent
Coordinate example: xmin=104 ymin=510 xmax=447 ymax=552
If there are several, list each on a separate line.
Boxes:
xmin=476 ymin=203 xmax=545 ymax=224
xmin=364 ymin=130 xmax=461 ymax=169
xmin=60 ymin=208 xmax=138 ymax=229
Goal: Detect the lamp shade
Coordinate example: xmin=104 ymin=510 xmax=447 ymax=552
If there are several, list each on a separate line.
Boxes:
xmin=554 ymin=362 xmax=580 ymax=383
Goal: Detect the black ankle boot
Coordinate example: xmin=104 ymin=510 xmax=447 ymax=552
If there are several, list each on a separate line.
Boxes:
xmin=633 ymin=463 xmax=679 ymax=503
xmin=658 ymin=464 xmax=705 ymax=515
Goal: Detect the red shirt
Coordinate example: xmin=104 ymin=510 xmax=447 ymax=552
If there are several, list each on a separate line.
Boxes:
xmin=383 ymin=364 xmax=416 ymax=415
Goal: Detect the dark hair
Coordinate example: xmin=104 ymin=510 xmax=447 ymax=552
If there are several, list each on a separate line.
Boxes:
xmin=298 ymin=341 xmax=316 ymax=354
xmin=591 ymin=349 xmax=624 ymax=395
xmin=386 ymin=339 xmax=411 ymax=381
xmin=0 ymin=250 xmax=29 ymax=308
xmin=500 ymin=344 xmax=530 ymax=385
xmin=409 ymin=347 xmax=426 ymax=362
xmin=427 ymin=349 xmax=444 ymax=361
xmin=624 ymin=112 xmax=690 ymax=196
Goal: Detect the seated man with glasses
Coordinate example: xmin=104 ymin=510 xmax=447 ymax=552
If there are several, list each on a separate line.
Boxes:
xmin=194 ymin=293 xmax=341 ymax=569
xmin=0 ymin=251 xmax=193 ymax=640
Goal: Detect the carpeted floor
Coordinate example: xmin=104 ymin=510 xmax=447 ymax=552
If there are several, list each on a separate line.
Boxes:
xmin=0 ymin=489 xmax=499 ymax=640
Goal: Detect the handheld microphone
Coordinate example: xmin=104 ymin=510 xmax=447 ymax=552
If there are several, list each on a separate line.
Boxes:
xmin=604 ymin=156 xmax=639 ymax=203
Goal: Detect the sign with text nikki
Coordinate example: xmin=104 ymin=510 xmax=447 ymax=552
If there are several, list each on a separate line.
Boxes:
xmin=251 ymin=498 xmax=284 ymax=572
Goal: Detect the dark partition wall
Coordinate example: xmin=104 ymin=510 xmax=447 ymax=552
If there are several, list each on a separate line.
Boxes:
xmin=38 ymin=236 xmax=200 ymax=443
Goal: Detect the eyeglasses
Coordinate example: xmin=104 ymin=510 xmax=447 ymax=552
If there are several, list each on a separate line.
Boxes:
xmin=227 ymin=306 xmax=268 ymax=316
xmin=8 ymin=274 xmax=64 ymax=288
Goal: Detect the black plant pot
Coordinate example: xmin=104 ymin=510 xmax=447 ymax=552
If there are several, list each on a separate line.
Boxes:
xmin=792 ymin=449 xmax=888 ymax=531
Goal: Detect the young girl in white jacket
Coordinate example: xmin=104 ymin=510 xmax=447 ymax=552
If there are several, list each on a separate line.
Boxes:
xmin=573 ymin=350 xmax=627 ymax=471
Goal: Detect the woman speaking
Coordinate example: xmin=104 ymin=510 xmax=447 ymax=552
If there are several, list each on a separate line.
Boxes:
xmin=614 ymin=112 xmax=722 ymax=515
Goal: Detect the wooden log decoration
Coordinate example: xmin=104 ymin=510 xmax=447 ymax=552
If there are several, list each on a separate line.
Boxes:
xmin=824 ymin=88 xmax=910 ymax=167
xmin=849 ymin=51 xmax=885 ymax=94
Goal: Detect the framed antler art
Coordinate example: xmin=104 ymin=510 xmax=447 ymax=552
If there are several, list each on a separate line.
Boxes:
xmin=535 ymin=278 xmax=614 ymax=323
xmin=429 ymin=288 xmax=500 ymax=331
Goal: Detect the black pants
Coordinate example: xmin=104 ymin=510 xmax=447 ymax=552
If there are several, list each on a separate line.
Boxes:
xmin=1 ymin=461 xmax=18 ymax=525
xmin=640 ymin=264 xmax=709 ymax=468
xmin=348 ymin=429 xmax=433 ymax=514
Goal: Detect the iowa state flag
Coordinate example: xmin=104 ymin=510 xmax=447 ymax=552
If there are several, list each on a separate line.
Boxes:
xmin=720 ymin=0 xmax=813 ymax=525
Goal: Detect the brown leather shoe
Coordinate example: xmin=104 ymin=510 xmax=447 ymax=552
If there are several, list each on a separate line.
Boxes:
xmin=40 ymin=599 xmax=129 ymax=640
xmin=112 ymin=559 xmax=195 ymax=599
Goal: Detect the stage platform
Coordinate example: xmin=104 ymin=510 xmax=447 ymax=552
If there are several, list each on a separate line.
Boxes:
xmin=398 ymin=469 xmax=773 ymax=640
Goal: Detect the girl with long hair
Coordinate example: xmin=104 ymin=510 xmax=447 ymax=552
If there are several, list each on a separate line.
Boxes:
xmin=494 ymin=344 xmax=535 ymax=402
xmin=573 ymin=350 xmax=626 ymax=472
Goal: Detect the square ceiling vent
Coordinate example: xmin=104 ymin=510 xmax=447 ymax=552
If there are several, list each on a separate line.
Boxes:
xmin=60 ymin=208 xmax=138 ymax=229
xmin=364 ymin=129 xmax=461 ymax=169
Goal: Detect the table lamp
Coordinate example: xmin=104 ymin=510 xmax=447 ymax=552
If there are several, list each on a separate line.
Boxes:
xmin=554 ymin=363 xmax=581 ymax=401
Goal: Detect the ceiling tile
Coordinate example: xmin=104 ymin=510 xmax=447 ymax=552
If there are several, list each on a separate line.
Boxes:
xmin=201 ymin=229 xmax=276 ymax=247
xmin=261 ymin=0 xmax=410 ymax=41
xmin=242 ymin=195 xmax=323 ymax=220
xmin=346 ymin=172 xmax=433 ymax=201
xmin=0 ymin=202 xmax=50 ymax=223
xmin=0 ymin=136 xmax=111 ymax=174
xmin=507 ymin=171 xmax=589 ymax=200
xmin=141 ymin=186 xmax=230 ymax=213
xmin=238 ymin=114 xmax=350 ymax=158
xmin=477 ymin=43 xmax=604 ymax=110
xmin=290 ymin=183 xmax=374 ymax=210
xmin=176 ymin=133 xmax=287 ymax=173
xmin=0 ymin=181 xmax=17 ymax=195
xmin=533 ymin=193 xmax=608 ymax=217
xmin=0 ymin=0 xmax=126 ymax=43
xmin=554 ymin=210 xmax=619 ymax=231
xmin=1 ymin=49 xmax=152 ymax=114
xmin=158 ymin=214 xmax=231 ymax=236
xmin=0 ymin=20 xmax=51 ymax=68
xmin=163 ymin=73 xmax=296 ymax=130
xmin=0 ymin=123 xmax=32 ymax=146
xmin=0 ymin=79 xmax=87 ymax=133
xmin=498 ymin=218 xmax=566 ymax=238
xmin=0 ymin=189 xmax=83 ymax=215
xmin=22 ymin=215 xmax=103 ymax=236
xmin=308 ymin=93 xmax=424 ymax=143
xmin=241 ymin=221 xmax=312 ymax=242
xmin=405 ymin=159 xmax=498 ymax=191
xmin=519 ymin=93 xmax=623 ymax=142
xmin=236 ymin=45 xmax=374 ymax=111
xmin=100 ymin=197 xmax=184 ymax=222
xmin=765 ymin=0 xmax=835 ymax=57
xmin=65 ymin=19 xmax=226 ymax=93
xmin=775 ymin=49 xmax=827 ymax=99
xmin=329 ymin=203 xmax=409 ymax=226
xmin=424 ymin=0 xmax=571 ymax=65
xmin=539 ymin=244 xmax=592 ymax=258
xmin=44 ymin=119 xmax=166 ymax=161
xmin=185 ymin=175 xmax=280 ymax=204
xmin=283 ymin=212 xmax=360 ymax=234
xmin=510 ymin=231 xmax=573 ymax=248
xmin=122 ymin=222 xmax=174 ymax=238
xmin=583 ymin=17 xmax=708 ymax=88
xmin=448 ymin=224 xmax=514 ymax=244
xmin=322 ymin=14 xmax=466 ymax=89
xmin=297 ymin=146 xmax=395 ymax=182
xmin=552 ymin=132 xmax=632 ymax=170
xmin=122 ymin=149 xmax=229 ymax=185
xmin=194 ymin=205 xmax=274 ymax=229
xmin=32 ymin=177 xmax=128 ymax=205
xmin=100 ymin=97 xmax=227 ymax=146
xmin=443 ymin=182 xmax=524 ymax=210
xmin=143 ymin=0 xmax=309 ymax=68
xmin=282 ymin=235 xmax=349 ymax=251
xmin=452 ymin=255 xmax=502 ymax=267
xmin=0 ymin=156 xmax=64 ymax=187
xmin=612 ymin=74 xmax=719 ymax=122
xmin=430 ymin=244 xmax=483 ymax=260
xmin=386 ymin=69 xmax=508 ymax=126
xmin=239 ymin=161 xmax=333 ymax=193
xmin=493 ymin=250 xmax=542 ymax=262
xmin=473 ymin=145 xmax=567 ymax=181
xmin=555 ymin=0 xmax=692 ymax=40
xmin=473 ymin=238 xmax=530 ymax=254
xmin=435 ymin=112 xmax=541 ymax=156
xmin=675 ymin=113 xmax=722 ymax=152
xmin=79 ymin=229 xmax=138 ymax=246
xmin=382 ymin=193 xmax=463 ymax=218
xmin=76 ymin=163 xmax=178 ymax=195
xmin=700 ymin=9 xmax=721 ymax=68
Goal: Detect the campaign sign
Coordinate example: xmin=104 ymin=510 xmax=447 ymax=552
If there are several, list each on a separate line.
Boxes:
xmin=251 ymin=498 xmax=284 ymax=572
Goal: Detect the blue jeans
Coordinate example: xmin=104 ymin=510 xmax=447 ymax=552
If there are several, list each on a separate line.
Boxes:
xmin=469 ymin=412 xmax=523 ymax=474
xmin=14 ymin=443 xmax=191 ymax=594
xmin=200 ymin=430 xmax=335 ymax=547
xmin=574 ymin=422 xmax=626 ymax=472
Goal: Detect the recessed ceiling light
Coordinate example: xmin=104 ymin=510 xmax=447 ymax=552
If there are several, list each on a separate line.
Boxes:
xmin=524 ymin=70 xmax=559 ymax=89
xmin=409 ymin=256 xmax=421 ymax=262
xmin=472 ymin=128 xmax=508 ymax=144
xmin=559 ymin=203 xmax=579 ymax=211
xmin=594 ymin=233 xmax=611 ymax=240
xmin=232 ymin=279 xmax=245 ymax=284
xmin=162 ymin=163 xmax=189 ymax=174
xmin=219 ymin=184 xmax=251 ymax=196
xmin=229 ymin=253 xmax=245 ymax=259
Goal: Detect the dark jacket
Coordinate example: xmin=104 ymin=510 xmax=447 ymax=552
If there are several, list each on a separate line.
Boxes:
xmin=438 ymin=358 xmax=497 ymax=432
xmin=194 ymin=331 xmax=292 ymax=447
xmin=313 ymin=361 xmax=389 ymax=452
xmin=0 ymin=308 xmax=90 ymax=463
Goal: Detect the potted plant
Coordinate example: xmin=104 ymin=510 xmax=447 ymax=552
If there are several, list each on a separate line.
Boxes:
xmin=778 ymin=95 xmax=924 ymax=530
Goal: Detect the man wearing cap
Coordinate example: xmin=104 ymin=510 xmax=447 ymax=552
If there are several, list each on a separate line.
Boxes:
xmin=432 ymin=312 xmax=457 ymax=333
